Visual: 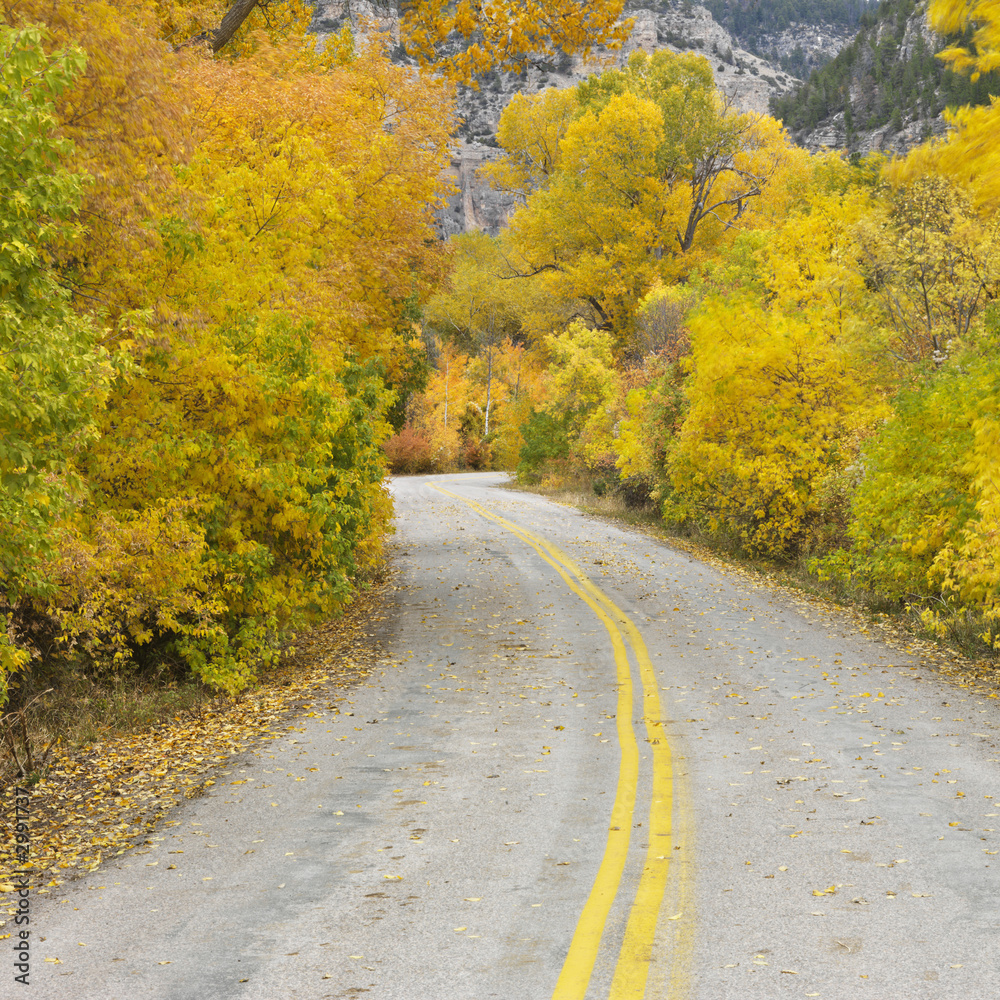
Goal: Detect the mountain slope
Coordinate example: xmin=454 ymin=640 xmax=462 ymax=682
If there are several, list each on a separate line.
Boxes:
xmin=703 ymin=0 xmax=872 ymax=74
xmin=771 ymin=0 xmax=1000 ymax=152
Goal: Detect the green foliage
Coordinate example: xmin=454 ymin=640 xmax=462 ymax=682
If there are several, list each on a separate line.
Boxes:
xmin=517 ymin=409 xmax=571 ymax=482
xmin=771 ymin=0 xmax=1000 ymax=141
xmin=818 ymin=330 xmax=997 ymax=604
xmin=384 ymin=310 xmax=430 ymax=433
xmin=0 ymin=24 xmax=118 ymax=704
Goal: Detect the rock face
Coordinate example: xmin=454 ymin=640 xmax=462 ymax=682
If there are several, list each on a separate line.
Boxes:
xmin=773 ymin=1 xmax=992 ymax=157
xmin=309 ymin=0 xmax=399 ymax=42
xmin=304 ymin=1 xmax=858 ymax=234
xmin=438 ymin=146 xmax=518 ymax=240
xmin=799 ymin=109 xmax=950 ymax=155
xmin=759 ymin=22 xmax=857 ymax=70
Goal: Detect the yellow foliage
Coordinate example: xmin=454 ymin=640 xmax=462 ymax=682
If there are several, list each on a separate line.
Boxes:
xmin=0 ymin=616 xmax=30 ymax=707
xmin=890 ymin=3 xmax=1000 ymax=216
xmin=416 ymin=341 xmax=472 ymax=469
xmin=46 ymin=502 xmax=228 ymax=670
xmin=668 ymin=290 xmax=875 ymax=556
xmin=402 ymin=0 xmax=630 ymax=82
xmin=488 ymin=87 xmax=578 ymax=194
xmin=542 ymin=321 xmax=620 ymax=464
xmin=613 ymin=387 xmax=653 ymax=480
xmin=1 ymin=2 xmax=453 ymax=691
xmin=930 ymin=0 xmax=1000 ymax=78
xmin=932 ymin=412 xmax=1000 ymax=647
xmin=497 ymin=51 xmax=797 ymax=341
xmin=852 ymin=175 xmax=1000 ymax=364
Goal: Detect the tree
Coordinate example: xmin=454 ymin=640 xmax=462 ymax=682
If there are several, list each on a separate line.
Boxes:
xmin=489 ymin=87 xmax=579 ymax=196
xmin=0 ymin=25 xmax=117 ymax=704
xmin=0 ymin=2 xmax=451 ymax=693
xmin=852 ymin=175 xmax=1000 ymax=365
xmin=932 ymin=0 xmax=1000 ymax=78
xmin=540 ymin=321 xmax=620 ymax=466
xmin=892 ymin=0 xmax=1000 ymax=215
xmin=171 ymin=0 xmax=630 ymax=78
xmin=664 ymin=170 xmax=884 ymax=558
xmin=402 ymin=0 xmax=630 ymax=82
xmin=425 ymin=232 xmax=525 ymax=438
xmin=181 ymin=0 xmax=266 ymax=53
xmin=495 ymin=51 xmax=795 ymax=340
xmin=575 ymin=51 xmax=793 ymax=255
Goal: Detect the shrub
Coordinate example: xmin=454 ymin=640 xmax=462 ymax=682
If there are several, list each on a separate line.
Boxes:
xmin=464 ymin=437 xmax=492 ymax=470
xmin=517 ymin=409 xmax=571 ymax=482
xmin=615 ymin=475 xmax=654 ymax=509
xmin=383 ymin=425 xmax=434 ymax=474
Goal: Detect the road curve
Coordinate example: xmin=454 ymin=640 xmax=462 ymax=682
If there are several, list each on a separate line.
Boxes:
xmin=26 ymin=472 xmax=1000 ymax=999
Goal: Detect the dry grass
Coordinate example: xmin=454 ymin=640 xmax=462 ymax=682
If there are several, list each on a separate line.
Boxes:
xmin=0 ymin=582 xmax=393 ymax=895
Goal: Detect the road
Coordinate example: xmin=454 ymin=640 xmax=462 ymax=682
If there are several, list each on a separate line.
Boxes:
xmin=25 ymin=472 xmax=1000 ymax=999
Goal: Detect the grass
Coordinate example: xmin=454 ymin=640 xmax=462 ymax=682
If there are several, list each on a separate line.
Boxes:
xmin=1 ymin=665 xmax=216 ymax=789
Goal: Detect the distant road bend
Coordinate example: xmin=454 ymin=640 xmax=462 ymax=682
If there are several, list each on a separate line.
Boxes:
xmin=32 ymin=472 xmax=1000 ymax=999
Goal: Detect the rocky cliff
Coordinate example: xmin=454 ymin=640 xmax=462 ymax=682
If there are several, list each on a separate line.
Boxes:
xmin=306 ymin=1 xmax=858 ymax=233
xmin=771 ymin=0 xmax=1000 ymax=156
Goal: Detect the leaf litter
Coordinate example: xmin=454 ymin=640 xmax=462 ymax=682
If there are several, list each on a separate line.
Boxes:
xmin=0 ymin=583 xmax=389 ymax=900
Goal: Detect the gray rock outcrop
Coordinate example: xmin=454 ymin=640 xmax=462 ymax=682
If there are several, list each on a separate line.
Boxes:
xmin=305 ymin=1 xmax=860 ymax=234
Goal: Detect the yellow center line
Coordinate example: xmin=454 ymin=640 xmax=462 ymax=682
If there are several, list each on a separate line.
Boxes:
xmin=430 ymin=484 xmax=694 ymax=999
xmin=432 ymin=484 xmax=638 ymax=997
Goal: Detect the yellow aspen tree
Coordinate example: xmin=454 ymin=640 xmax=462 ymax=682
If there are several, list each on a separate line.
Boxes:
xmin=419 ymin=341 xmax=471 ymax=468
xmin=425 ymin=232 xmax=525 ymax=439
xmin=541 ymin=321 xmax=621 ymax=466
xmin=666 ymin=170 xmax=884 ymax=558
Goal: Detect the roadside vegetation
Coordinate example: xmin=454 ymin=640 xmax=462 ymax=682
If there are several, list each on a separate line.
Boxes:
xmin=2 ymin=0 xmax=998 ymax=875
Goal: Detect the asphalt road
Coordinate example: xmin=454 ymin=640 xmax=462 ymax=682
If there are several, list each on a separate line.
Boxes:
xmin=25 ymin=472 xmax=1000 ymax=999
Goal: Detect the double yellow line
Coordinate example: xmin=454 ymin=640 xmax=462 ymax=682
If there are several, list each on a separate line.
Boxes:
xmin=431 ymin=484 xmax=694 ymax=1000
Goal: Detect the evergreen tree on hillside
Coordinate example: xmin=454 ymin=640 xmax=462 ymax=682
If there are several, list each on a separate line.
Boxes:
xmin=770 ymin=0 xmax=1000 ymax=144
xmin=703 ymin=0 xmax=876 ymax=55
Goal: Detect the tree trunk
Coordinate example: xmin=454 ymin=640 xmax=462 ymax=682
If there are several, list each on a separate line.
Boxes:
xmin=179 ymin=0 xmax=260 ymax=54
xmin=211 ymin=0 xmax=260 ymax=53
xmin=484 ymin=345 xmax=493 ymax=438
xmin=443 ymin=359 xmax=449 ymax=428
